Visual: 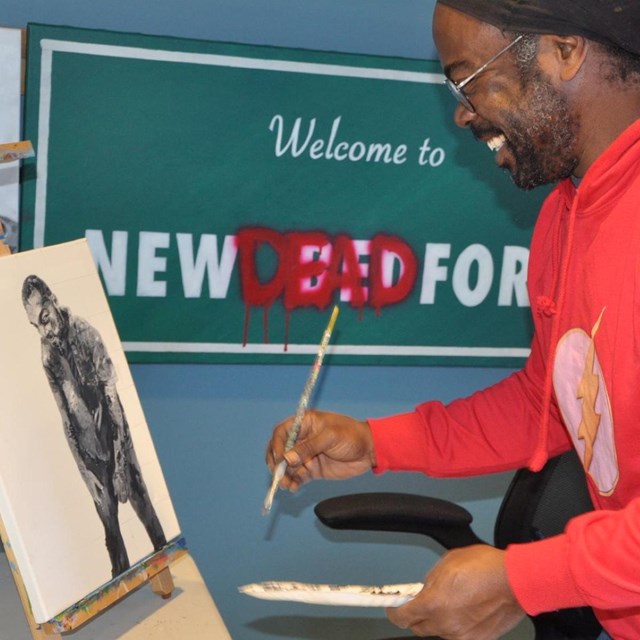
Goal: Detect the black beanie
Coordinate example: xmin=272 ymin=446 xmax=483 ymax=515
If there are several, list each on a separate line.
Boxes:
xmin=437 ymin=0 xmax=640 ymax=56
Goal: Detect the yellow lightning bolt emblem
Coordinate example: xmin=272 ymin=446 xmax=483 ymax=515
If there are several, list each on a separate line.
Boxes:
xmin=576 ymin=309 xmax=605 ymax=470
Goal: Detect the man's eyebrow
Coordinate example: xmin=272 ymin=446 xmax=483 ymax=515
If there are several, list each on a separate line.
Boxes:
xmin=443 ymin=59 xmax=469 ymax=81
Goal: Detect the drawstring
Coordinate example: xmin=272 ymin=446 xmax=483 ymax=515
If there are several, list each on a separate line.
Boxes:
xmin=528 ymin=190 xmax=580 ymax=472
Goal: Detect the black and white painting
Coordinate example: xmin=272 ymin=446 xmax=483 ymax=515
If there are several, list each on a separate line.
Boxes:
xmin=0 ymin=239 xmax=181 ymax=622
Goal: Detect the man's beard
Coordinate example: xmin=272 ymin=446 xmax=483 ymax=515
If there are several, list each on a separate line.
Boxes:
xmin=473 ymin=68 xmax=580 ymax=190
xmin=49 ymin=314 xmax=70 ymax=352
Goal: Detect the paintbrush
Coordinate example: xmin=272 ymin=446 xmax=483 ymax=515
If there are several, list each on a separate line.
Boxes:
xmin=262 ymin=304 xmax=340 ymax=515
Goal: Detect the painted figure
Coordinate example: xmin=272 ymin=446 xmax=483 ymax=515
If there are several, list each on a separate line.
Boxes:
xmin=22 ymin=274 xmax=167 ymax=577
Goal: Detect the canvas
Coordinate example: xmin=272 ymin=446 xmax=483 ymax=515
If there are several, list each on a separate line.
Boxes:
xmin=0 ymin=239 xmax=181 ymax=622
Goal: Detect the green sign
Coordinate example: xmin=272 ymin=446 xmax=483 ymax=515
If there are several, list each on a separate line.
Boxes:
xmin=21 ymin=24 xmax=546 ymax=366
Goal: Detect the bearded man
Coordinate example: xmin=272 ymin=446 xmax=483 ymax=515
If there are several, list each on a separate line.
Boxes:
xmin=266 ymin=2 xmax=640 ymax=639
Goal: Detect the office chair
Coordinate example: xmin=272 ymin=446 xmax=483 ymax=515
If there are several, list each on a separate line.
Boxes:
xmin=315 ymin=448 xmax=602 ymax=640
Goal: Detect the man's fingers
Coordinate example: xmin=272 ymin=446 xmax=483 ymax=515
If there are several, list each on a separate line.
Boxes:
xmin=282 ymin=448 xmax=301 ymax=466
xmin=285 ymin=428 xmax=333 ymax=468
xmin=386 ymin=605 xmax=417 ymax=631
xmin=265 ymin=417 xmax=297 ymax=467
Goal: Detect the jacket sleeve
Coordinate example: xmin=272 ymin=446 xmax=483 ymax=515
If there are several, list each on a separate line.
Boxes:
xmin=368 ymin=335 xmax=572 ymax=477
xmin=506 ymin=496 xmax=640 ymax=614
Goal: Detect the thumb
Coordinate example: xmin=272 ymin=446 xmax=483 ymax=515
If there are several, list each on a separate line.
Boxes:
xmin=283 ymin=448 xmax=302 ymax=467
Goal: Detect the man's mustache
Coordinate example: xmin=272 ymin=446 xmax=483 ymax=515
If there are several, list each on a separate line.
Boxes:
xmin=470 ymin=124 xmax=504 ymax=142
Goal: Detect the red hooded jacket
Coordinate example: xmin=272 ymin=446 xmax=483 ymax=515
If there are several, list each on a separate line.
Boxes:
xmin=369 ymin=118 xmax=640 ymax=638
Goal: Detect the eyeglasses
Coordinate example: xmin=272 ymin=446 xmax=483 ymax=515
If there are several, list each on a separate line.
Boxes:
xmin=445 ymin=34 xmax=524 ymax=113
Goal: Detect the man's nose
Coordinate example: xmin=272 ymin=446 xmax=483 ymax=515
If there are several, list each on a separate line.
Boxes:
xmin=453 ymin=102 xmax=476 ymax=129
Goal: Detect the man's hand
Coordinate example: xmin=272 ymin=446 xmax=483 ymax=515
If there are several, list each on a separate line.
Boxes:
xmin=386 ymin=545 xmax=525 ymax=640
xmin=265 ymin=409 xmax=376 ymax=491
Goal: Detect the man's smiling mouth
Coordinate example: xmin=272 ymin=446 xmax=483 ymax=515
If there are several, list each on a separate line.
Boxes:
xmin=487 ymin=134 xmax=506 ymax=152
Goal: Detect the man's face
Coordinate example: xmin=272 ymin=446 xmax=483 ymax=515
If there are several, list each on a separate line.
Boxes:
xmin=433 ymin=4 xmax=580 ymax=189
xmin=24 ymin=289 xmax=64 ymax=348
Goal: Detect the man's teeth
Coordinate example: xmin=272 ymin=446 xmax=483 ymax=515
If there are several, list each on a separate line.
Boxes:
xmin=487 ymin=134 xmax=506 ymax=152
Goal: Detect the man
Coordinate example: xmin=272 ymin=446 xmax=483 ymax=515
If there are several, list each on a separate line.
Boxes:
xmin=266 ymin=1 xmax=640 ymax=638
xmin=22 ymin=275 xmax=167 ymax=577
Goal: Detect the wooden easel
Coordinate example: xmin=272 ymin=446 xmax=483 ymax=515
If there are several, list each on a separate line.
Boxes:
xmin=0 ymin=512 xmax=44 ymax=638
xmin=0 ymin=231 xmax=185 ymax=639
xmin=40 ymin=539 xmax=187 ymax=636
xmin=0 ymin=507 xmax=186 ymax=638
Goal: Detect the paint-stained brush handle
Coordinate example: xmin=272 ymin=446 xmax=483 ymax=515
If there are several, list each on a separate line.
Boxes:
xmin=262 ymin=305 xmax=339 ymax=515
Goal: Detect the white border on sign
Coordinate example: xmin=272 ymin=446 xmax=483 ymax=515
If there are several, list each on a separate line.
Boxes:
xmin=122 ymin=342 xmax=531 ymax=359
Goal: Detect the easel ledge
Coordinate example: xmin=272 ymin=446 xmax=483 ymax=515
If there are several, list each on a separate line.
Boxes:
xmin=1 ymin=487 xmax=187 ymax=639
xmin=42 ymin=536 xmax=188 ymax=635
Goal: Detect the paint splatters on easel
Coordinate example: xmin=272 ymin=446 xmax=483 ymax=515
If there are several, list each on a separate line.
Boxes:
xmin=0 ymin=222 xmax=11 ymax=257
xmin=0 ymin=140 xmax=34 ymax=164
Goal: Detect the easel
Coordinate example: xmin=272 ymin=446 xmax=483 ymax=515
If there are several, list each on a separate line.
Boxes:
xmin=0 ymin=512 xmax=186 ymax=638
xmin=0 ymin=226 xmax=186 ymax=639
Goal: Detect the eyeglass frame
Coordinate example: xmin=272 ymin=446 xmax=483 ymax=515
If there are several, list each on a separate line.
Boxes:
xmin=444 ymin=34 xmax=524 ymax=113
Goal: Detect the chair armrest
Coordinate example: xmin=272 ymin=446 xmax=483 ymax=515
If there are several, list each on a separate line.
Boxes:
xmin=314 ymin=492 xmax=484 ymax=550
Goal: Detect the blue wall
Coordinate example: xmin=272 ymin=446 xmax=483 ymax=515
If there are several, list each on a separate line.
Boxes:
xmin=4 ymin=0 xmax=439 ymax=59
xmin=133 ymin=363 xmax=514 ymax=639
xmin=2 ymin=2 xmax=522 ymax=638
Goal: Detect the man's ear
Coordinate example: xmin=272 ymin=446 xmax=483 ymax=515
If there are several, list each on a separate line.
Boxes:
xmin=539 ymin=34 xmax=588 ymax=82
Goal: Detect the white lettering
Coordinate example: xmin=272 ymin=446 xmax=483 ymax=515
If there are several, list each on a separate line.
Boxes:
xmin=333 ymin=141 xmax=349 ymax=161
xmin=269 ymin=114 xmax=316 ymax=158
xmin=393 ymin=144 xmax=408 ymax=164
xmin=340 ymin=239 xmax=370 ymax=302
xmin=325 ymin=116 xmax=341 ymax=159
xmin=420 ymin=243 xmax=451 ymax=304
xmin=137 ymin=231 xmax=169 ymax=297
xmin=498 ymin=246 xmax=530 ymax=306
xmin=348 ymin=141 xmax=366 ymax=162
xmin=85 ymin=229 xmax=529 ymax=312
xmin=453 ymin=244 xmax=493 ymax=307
xmin=176 ymin=233 xmax=237 ymax=298
xmin=309 ymin=138 xmax=325 ymax=160
xmin=300 ymin=243 xmax=332 ymax=293
xmin=270 ymin=114 xmax=408 ymax=165
xmin=418 ymin=138 xmax=446 ymax=167
xmin=85 ymin=229 xmax=128 ymax=296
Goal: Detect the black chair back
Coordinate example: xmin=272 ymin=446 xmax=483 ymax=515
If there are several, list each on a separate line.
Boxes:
xmin=494 ymin=449 xmax=601 ymax=639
